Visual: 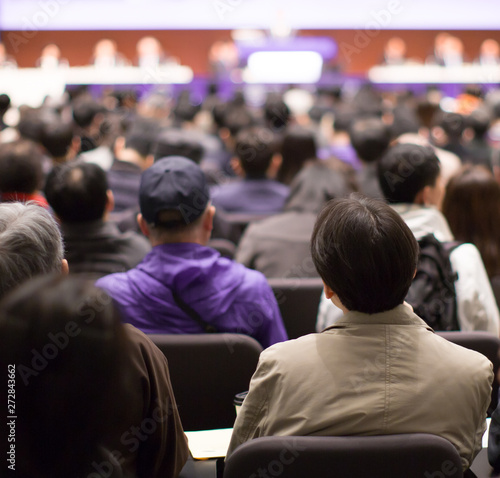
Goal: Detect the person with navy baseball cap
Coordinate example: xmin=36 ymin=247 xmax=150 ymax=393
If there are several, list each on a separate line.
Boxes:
xmin=97 ymin=156 xmax=287 ymax=348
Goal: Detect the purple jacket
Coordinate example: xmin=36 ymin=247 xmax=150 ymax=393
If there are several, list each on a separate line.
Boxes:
xmin=96 ymin=243 xmax=287 ymax=348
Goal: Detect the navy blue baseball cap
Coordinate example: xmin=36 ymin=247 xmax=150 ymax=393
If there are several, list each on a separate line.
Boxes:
xmin=139 ymin=156 xmax=210 ymax=226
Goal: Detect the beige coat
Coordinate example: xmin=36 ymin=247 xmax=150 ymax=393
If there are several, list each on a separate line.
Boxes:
xmin=227 ymin=304 xmax=493 ymax=470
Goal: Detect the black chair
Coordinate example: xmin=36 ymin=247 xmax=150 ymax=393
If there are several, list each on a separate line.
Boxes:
xmin=148 ymin=333 xmax=262 ymax=431
xmin=208 ymin=238 xmax=237 ymax=259
xmin=223 ymin=434 xmax=463 ymax=478
xmin=267 ymin=277 xmax=324 ymax=339
xmin=437 ymin=331 xmax=500 ymax=414
xmin=212 ymin=211 xmax=275 ymax=244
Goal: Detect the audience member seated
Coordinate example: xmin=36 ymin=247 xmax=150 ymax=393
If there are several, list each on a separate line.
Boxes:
xmin=108 ymin=128 xmax=155 ymax=212
xmin=227 ymin=195 xmax=492 ymax=474
xmin=205 ymin=101 xmax=255 ymax=181
xmin=379 ymin=144 xmax=499 ymax=332
xmin=443 ymin=165 xmax=500 ymax=297
xmin=318 ymin=143 xmax=500 ymax=333
xmin=463 ymin=108 xmax=497 ymax=170
xmin=432 ymin=111 xmax=469 ymax=162
xmin=0 ymin=202 xmax=67 ymax=299
xmin=275 ymin=126 xmax=317 ymax=186
xmin=0 ymin=94 xmax=10 ymax=132
xmin=348 ymin=116 xmax=390 ymax=199
xmin=72 ymin=97 xmax=107 ymax=154
xmin=40 ymin=119 xmax=79 ymax=166
xmin=318 ymin=103 xmax=359 ymax=169
xmin=236 ymin=161 xmax=354 ymax=278
xmin=96 ymin=156 xmax=287 ymax=348
xmin=153 ymin=128 xmax=204 ymax=164
xmin=0 ymin=274 xmax=189 ymax=478
xmin=91 ymin=38 xmax=129 ymax=68
xmin=211 ymin=127 xmax=289 ymax=213
xmin=36 ymin=43 xmax=69 ymax=68
xmin=263 ymin=93 xmax=290 ymax=135
xmin=44 ymin=161 xmax=151 ymax=277
xmin=0 ymin=140 xmax=48 ymax=207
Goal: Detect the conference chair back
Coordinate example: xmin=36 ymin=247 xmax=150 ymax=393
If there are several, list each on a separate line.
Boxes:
xmin=149 ymin=333 xmax=262 ymax=431
xmin=223 ymin=434 xmax=463 ymax=478
xmin=437 ymin=331 xmax=500 ymax=415
xmin=267 ymin=277 xmax=324 ymax=339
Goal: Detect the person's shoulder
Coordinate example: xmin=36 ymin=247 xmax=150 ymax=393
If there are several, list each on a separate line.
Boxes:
xmin=429 ymin=331 xmax=493 ymax=372
xmin=259 ymin=333 xmax=321 ymax=366
xmin=95 ymin=268 xmax=134 ymax=293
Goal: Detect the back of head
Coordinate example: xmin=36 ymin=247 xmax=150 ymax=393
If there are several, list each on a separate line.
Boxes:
xmin=17 ymin=108 xmax=44 ymax=143
xmin=264 ymin=94 xmax=290 ymax=132
xmin=466 ymin=108 xmax=492 ymax=139
xmin=378 ymin=143 xmax=441 ymax=204
xmin=0 ymin=93 xmax=11 ymax=114
xmin=0 ymin=202 xmax=63 ymax=299
xmin=311 ymin=194 xmax=418 ymax=313
xmin=349 ymin=117 xmax=391 ymax=163
xmin=41 ymin=120 xmax=74 ymax=159
xmin=285 ymin=162 xmax=349 ymax=214
xmin=438 ymin=112 xmax=466 ymax=141
xmin=72 ymin=98 xmax=105 ymax=129
xmin=153 ymin=128 xmax=204 ymax=163
xmin=223 ymin=106 xmax=255 ymax=138
xmin=442 ymin=165 xmax=500 ymax=277
xmin=235 ymin=126 xmax=276 ymax=178
xmin=0 ymin=275 xmax=132 ymax=478
xmin=44 ymin=161 xmax=108 ymax=223
xmin=278 ymin=126 xmax=317 ymax=185
xmin=0 ymin=140 xmax=44 ymax=194
xmin=139 ymin=156 xmax=210 ymax=235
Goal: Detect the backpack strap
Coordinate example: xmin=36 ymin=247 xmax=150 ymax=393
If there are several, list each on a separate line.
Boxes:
xmin=171 ymin=290 xmax=218 ymax=333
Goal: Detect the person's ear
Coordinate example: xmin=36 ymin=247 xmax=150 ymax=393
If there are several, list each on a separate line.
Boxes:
xmin=61 ymin=259 xmax=69 ymax=275
xmin=105 ymin=190 xmax=115 ymax=214
xmin=144 ymin=154 xmax=154 ymax=170
xmin=203 ymin=205 xmax=216 ymax=232
xmin=113 ymin=136 xmax=126 ymax=157
xmin=267 ymin=153 xmax=282 ymax=179
xmin=414 ymin=188 xmax=426 ymax=205
xmin=230 ymin=157 xmax=244 ymax=177
xmin=323 ymin=281 xmax=335 ymax=299
xmin=137 ymin=213 xmax=151 ymax=237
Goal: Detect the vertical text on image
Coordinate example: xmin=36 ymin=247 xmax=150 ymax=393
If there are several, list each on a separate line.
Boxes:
xmin=6 ymin=364 xmax=16 ymax=472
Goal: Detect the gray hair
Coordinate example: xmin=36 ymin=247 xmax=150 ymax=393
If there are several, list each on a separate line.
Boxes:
xmin=0 ymin=202 xmax=64 ymax=298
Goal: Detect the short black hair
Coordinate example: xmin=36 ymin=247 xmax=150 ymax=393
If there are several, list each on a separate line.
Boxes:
xmin=438 ymin=112 xmax=465 ymax=140
xmin=153 ymin=129 xmax=204 ymax=163
xmin=223 ymin=106 xmax=255 ymax=137
xmin=264 ymin=94 xmax=290 ymax=132
xmin=235 ymin=127 xmax=276 ymax=178
xmin=378 ymin=143 xmax=441 ymax=204
xmin=0 ymin=94 xmax=10 ymax=113
xmin=311 ymin=194 xmax=418 ymax=313
xmin=0 ymin=140 xmax=44 ymax=194
xmin=44 ymin=161 xmax=108 ymax=223
xmin=41 ymin=120 xmax=74 ymax=158
xmin=466 ymin=108 xmax=492 ymax=138
xmin=349 ymin=117 xmax=391 ymax=162
xmin=72 ymin=100 xmax=105 ymax=129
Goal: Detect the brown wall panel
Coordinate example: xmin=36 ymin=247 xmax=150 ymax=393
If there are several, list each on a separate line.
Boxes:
xmin=2 ymin=29 xmax=500 ymax=75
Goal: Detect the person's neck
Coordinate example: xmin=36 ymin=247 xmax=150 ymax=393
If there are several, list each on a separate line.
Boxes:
xmin=116 ymin=149 xmax=144 ymax=169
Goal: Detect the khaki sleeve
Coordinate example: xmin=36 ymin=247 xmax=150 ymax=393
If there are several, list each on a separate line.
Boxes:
xmin=226 ymin=350 xmax=276 ymax=458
